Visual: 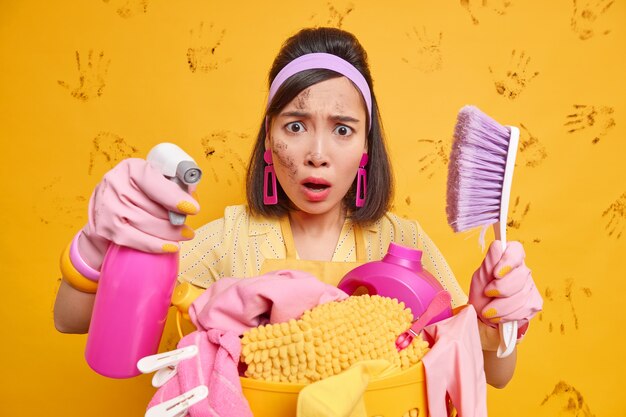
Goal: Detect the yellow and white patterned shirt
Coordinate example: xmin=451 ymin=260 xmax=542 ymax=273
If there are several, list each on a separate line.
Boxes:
xmin=178 ymin=205 xmax=468 ymax=307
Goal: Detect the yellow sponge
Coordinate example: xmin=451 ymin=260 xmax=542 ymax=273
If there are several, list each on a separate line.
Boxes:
xmin=240 ymin=294 xmax=429 ymax=384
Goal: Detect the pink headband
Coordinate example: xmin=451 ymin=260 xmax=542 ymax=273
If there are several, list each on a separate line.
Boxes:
xmin=267 ymin=52 xmax=372 ymax=132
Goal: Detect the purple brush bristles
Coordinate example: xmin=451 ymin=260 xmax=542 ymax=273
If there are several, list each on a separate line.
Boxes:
xmin=446 ymin=105 xmax=521 ymax=358
xmin=446 ymin=105 xmax=512 ymax=233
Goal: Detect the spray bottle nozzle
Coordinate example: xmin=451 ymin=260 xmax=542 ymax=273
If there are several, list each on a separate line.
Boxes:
xmin=176 ymin=160 xmax=202 ymax=185
xmin=147 ymin=143 xmax=202 ymax=226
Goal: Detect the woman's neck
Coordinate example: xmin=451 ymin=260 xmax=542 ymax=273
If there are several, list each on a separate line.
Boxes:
xmin=288 ymin=207 xmax=346 ymax=261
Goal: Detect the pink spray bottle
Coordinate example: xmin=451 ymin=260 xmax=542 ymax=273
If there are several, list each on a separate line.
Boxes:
xmin=84 ymin=143 xmax=202 ymax=378
xmin=338 ymin=242 xmax=452 ymax=325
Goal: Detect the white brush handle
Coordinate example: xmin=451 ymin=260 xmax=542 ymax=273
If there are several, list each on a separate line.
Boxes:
xmin=498 ymin=320 xmax=518 ymax=358
xmin=494 ymin=126 xmax=520 ymax=359
xmin=498 ymin=126 xmax=519 ymax=241
xmin=493 ymin=228 xmax=517 ymax=358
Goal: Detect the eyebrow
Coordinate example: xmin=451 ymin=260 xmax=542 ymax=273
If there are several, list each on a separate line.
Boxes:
xmin=278 ymin=110 xmax=361 ymax=124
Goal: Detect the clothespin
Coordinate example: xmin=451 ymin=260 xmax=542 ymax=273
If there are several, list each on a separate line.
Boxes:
xmin=137 ymin=345 xmax=199 ymax=387
xmin=145 ymin=385 xmax=208 ymax=417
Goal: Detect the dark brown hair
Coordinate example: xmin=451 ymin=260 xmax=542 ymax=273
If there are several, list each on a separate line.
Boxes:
xmin=246 ymin=27 xmax=393 ymax=224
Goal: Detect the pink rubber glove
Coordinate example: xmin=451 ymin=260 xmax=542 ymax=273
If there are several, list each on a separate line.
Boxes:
xmin=468 ymin=240 xmax=542 ymax=341
xmin=77 ymin=158 xmax=200 ymax=271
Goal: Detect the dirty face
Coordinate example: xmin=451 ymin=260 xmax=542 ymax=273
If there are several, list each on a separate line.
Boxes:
xmin=266 ymin=76 xmax=368 ymax=216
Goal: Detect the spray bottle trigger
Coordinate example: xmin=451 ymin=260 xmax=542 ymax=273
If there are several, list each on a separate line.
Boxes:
xmin=169 ymin=212 xmax=187 ymax=226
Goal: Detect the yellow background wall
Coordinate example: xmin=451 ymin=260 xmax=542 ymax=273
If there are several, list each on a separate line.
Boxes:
xmin=1 ymin=1 xmax=624 ymax=415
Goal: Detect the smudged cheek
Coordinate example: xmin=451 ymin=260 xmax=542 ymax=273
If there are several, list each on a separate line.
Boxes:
xmin=271 ymin=139 xmax=298 ymax=181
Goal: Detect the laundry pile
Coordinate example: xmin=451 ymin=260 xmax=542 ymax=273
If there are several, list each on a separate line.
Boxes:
xmin=145 ymin=270 xmax=487 ymax=417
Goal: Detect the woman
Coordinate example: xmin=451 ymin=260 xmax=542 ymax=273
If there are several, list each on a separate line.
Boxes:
xmin=54 ymin=27 xmax=542 ymax=389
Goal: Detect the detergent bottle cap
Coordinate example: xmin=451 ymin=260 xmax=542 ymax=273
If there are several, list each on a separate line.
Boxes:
xmin=383 ymin=242 xmax=423 ymax=272
xmin=387 ymin=242 xmax=422 ymax=261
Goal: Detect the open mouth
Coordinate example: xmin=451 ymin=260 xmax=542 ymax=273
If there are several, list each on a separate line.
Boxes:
xmin=301 ymin=177 xmax=331 ymax=194
xmin=301 ymin=178 xmax=331 ymax=202
xmin=303 ymin=182 xmax=330 ymax=192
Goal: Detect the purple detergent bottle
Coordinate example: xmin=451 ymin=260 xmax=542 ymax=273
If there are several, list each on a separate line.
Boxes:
xmin=84 ymin=143 xmax=202 ymax=378
xmin=338 ymin=242 xmax=452 ymax=325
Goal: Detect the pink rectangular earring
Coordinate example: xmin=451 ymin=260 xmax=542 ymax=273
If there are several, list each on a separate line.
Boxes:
xmin=356 ymin=153 xmax=368 ymax=207
xmin=263 ymin=150 xmax=278 ymax=205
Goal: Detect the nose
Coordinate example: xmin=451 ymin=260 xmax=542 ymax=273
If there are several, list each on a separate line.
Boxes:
xmin=305 ymin=133 xmax=329 ymax=167
xmin=306 ymin=152 xmax=328 ymax=167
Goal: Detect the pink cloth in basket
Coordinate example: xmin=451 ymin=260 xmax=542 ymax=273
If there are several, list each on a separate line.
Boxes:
xmin=422 ymin=305 xmax=488 ymax=417
xmin=188 ymin=269 xmax=349 ymax=332
xmin=148 ymin=270 xmax=349 ymax=417
xmin=148 ymin=328 xmax=247 ymax=417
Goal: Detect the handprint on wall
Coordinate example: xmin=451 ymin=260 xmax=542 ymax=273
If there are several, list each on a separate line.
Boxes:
xmin=571 ymin=0 xmax=614 ymax=40
xmin=489 ymin=49 xmax=539 ymax=100
xmin=401 ymin=27 xmax=443 ymax=73
xmin=540 ymin=381 xmax=595 ymax=416
xmin=187 ymin=22 xmax=230 ymax=73
xmin=506 ymin=196 xmax=530 ymax=230
xmin=518 ymin=123 xmax=547 ymax=168
xmin=539 ymin=278 xmax=592 ymax=335
xmin=34 ymin=177 xmax=88 ymax=228
xmin=309 ymin=2 xmax=354 ymax=28
xmin=505 ymin=195 xmax=542 ymax=244
xmin=414 ymin=138 xmax=450 ymax=180
xmin=602 ymin=192 xmax=625 ymax=239
xmin=200 ymin=131 xmax=249 ymax=186
xmin=58 ymin=50 xmax=111 ymax=102
xmin=391 ymin=195 xmax=415 ymax=220
xmin=564 ymin=104 xmax=615 ymax=144
xmin=460 ymin=0 xmax=512 ymax=25
xmin=102 ymin=0 xmax=148 ymax=18
xmin=88 ymin=132 xmax=140 ymax=175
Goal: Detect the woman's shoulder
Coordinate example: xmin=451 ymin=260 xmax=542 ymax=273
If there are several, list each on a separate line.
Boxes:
xmin=373 ymin=211 xmax=424 ymax=233
xmin=198 ymin=204 xmax=250 ymax=224
xmin=224 ymin=204 xmax=249 ymax=218
xmin=197 ymin=204 xmax=280 ymax=234
xmin=192 ymin=205 xmax=247 ymax=237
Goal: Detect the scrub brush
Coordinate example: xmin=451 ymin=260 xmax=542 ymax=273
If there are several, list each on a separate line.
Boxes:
xmin=446 ymin=105 xmax=520 ymax=358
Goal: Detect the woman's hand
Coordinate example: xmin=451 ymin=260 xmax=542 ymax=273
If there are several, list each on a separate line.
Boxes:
xmin=80 ymin=158 xmax=200 ymax=269
xmin=469 ymin=240 xmax=543 ymax=340
xmin=55 ymin=158 xmax=200 ymax=333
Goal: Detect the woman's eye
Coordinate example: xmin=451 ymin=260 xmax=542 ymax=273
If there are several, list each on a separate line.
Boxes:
xmin=285 ymin=122 xmax=305 ymax=133
xmin=334 ymin=125 xmax=353 ymax=136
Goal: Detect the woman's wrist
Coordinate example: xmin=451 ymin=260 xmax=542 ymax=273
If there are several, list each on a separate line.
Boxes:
xmin=78 ymin=225 xmax=110 ymax=270
xmin=70 ymin=231 xmax=101 ymax=280
xmin=477 ymin=320 xmax=528 ymax=351
xmin=60 ymin=236 xmax=99 ymax=293
xmin=477 ymin=320 xmax=501 ymax=351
